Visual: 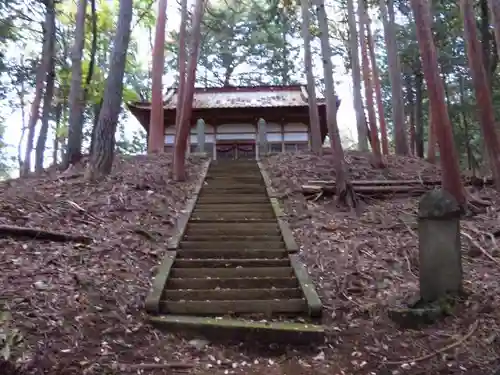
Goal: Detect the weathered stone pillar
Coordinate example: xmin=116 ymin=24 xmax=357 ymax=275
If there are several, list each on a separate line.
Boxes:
xmin=418 ymin=189 xmax=463 ymax=302
xmin=257 ymin=118 xmax=268 ymax=159
xmin=196 ymin=118 xmax=205 ymax=153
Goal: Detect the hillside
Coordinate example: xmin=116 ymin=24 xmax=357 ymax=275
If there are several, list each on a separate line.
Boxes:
xmin=261 ymin=151 xmax=500 ymax=375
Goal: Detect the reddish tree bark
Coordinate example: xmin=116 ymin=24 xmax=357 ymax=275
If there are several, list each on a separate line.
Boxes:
xmin=300 ymin=0 xmax=322 ymax=153
xmin=359 ymin=3 xmax=383 ymax=166
xmin=410 ymin=0 xmax=465 ymax=205
xmin=365 ymin=14 xmax=388 ymax=156
xmin=461 ymin=0 xmax=500 ymax=190
xmin=173 ymin=0 xmax=205 ymax=181
xmin=174 ymin=0 xmax=188 ymax=134
xmin=427 ymin=104 xmax=436 ymax=163
xmin=366 ymin=15 xmax=389 ymax=155
xmin=148 ymin=0 xmax=168 ymax=153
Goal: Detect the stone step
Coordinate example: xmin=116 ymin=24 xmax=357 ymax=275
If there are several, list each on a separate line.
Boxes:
xmin=186 ymin=222 xmax=280 ymax=230
xmin=173 ymin=258 xmax=289 ymax=268
xmin=149 ymin=315 xmax=324 ymax=345
xmin=159 ymin=299 xmax=307 ymax=315
xmin=200 ymin=188 xmax=268 ymax=194
xmin=196 ymin=197 xmax=270 ymax=204
xmin=167 ymin=276 xmax=298 ymax=289
xmin=182 ymin=234 xmax=282 ymax=242
xmin=170 ymin=267 xmax=294 ymax=279
xmin=190 ymin=212 xmax=276 ymax=221
xmin=179 ymin=240 xmax=284 ymax=250
xmin=185 ymin=228 xmax=281 ymax=236
xmin=176 ymin=249 xmax=288 ymax=259
xmin=193 ymin=203 xmax=272 ymax=212
xmin=164 ymin=287 xmax=302 ymax=301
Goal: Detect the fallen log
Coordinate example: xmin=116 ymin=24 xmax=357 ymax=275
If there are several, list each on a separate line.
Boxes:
xmin=0 ymin=225 xmax=92 ymax=243
xmin=302 ymin=184 xmax=428 ymax=196
xmin=307 ymin=177 xmax=493 ymax=188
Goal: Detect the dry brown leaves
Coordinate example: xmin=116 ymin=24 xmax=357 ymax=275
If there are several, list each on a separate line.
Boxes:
xmin=262 ymin=151 xmax=500 ymax=375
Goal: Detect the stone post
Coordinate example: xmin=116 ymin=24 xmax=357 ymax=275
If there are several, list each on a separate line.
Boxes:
xmin=418 ymin=189 xmax=463 ymax=303
xmin=257 ymin=118 xmax=268 ymax=159
xmin=196 ymin=118 xmax=205 ymax=153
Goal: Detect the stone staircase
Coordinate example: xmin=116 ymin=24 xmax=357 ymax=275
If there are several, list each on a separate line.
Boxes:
xmin=147 ymin=160 xmax=323 ymax=342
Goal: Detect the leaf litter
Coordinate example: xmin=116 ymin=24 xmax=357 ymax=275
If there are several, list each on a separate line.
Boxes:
xmin=261 ymin=150 xmax=500 ymax=375
xmin=2 ymin=150 xmax=500 ymax=375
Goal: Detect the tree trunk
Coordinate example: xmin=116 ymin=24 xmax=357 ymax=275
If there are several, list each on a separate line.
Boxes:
xmin=359 ymin=1 xmax=383 ymax=166
xmin=148 ymin=0 xmax=168 ymax=153
xmin=459 ymin=75 xmax=473 ymax=170
xmin=52 ymin=101 xmax=62 ymax=165
xmin=410 ymin=0 xmax=465 ymax=205
xmin=414 ymin=69 xmax=424 ymax=157
xmin=489 ymin=0 xmax=500 ymax=60
xmin=300 ymin=0 xmax=322 ymax=153
xmin=404 ymin=74 xmax=416 ymax=156
xmin=480 ymin=0 xmax=492 ymax=84
xmin=84 ymin=0 xmax=97 ymax=103
xmin=64 ymin=0 xmax=88 ymax=168
xmin=174 ymin=0 xmax=188 ymax=141
xmin=427 ymin=101 xmax=436 ymax=163
xmin=35 ymin=0 xmax=56 ymax=173
xmin=173 ymin=0 xmax=205 ymax=181
xmin=366 ymin=15 xmax=388 ymax=155
xmin=86 ymin=0 xmax=134 ymax=180
xmin=314 ymin=0 xmax=357 ymax=208
xmin=461 ymin=0 xmax=500 ymax=190
xmin=380 ymin=0 xmax=408 ymax=155
xmin=89 ymin=99 xmax=103 ymax=156
xmin=346 ymin=0 xmax=368 ymax=151
xmin=22 ymin=16 xmax=54 ymax=176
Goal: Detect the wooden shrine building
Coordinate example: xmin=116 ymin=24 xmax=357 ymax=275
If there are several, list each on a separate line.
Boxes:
xmin=127 ymin=85 xmax=340 ymax=160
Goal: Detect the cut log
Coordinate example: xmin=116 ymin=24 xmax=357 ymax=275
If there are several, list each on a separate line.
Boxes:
xmin=302 ymin=184 xmax=428 ymax=196
xmin=0 ymin=225 xmax=92 ymax=243
xmin=306 ymin=177 xmax=493 ymax=188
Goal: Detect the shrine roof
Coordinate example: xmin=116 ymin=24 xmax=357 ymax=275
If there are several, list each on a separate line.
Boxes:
xmin=128 ymin=84 xmax=331 ymax=111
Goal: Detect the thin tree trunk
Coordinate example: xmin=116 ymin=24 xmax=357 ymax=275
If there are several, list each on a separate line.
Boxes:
xmin=347 ymin=0 xmax=367 ymax=151
xmin=380 ymin=0 xmax=408 ymax=155
xmin=461 ymin=0 xmax=500 ymax=190
xmin=149 ymin=0 xmax=168 ymax=153
xmin=173 ymin=0 xmax=205 ymax=181
xmin=86 ymin=0 xmax=134 ymax=180
xmin=405 ymin=74 xmax=416 ymax=156
xmin=52 ymin=102 xmax=62 ymax=165
xmin=359 ymin=1 xmax=383 ymax=166
xmin=35 ymin=0 xmax=56 ymax=173
xmin=174 ymin=0 xmax=188 ymax=142
xmin=314 ymin=0 xmax=357 ymax=208
xmin=64 ymin=0 xmax=88 ymax=167
xmin=414 ymin=69 xmax=424 ymax=157
xmin=300 ymin=0 xmax=322 ymax=153
xmin=23 ymin=22 xmax=52 ymax=176
xmin=427 ymin=101 xmax=436 ymax=163
xmin=459 ymin=75 xmax=473 ymax=171
xmin=410 ymin=0 xmax=465 ymax=205
xmin=366 ymin=15 xmax=388 ymax=155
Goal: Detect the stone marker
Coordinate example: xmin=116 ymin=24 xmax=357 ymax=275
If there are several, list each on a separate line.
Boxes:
xmin=196 ymin=118 xmax=205 ymax=153
xmin=257 ymin=118 xmax=268 ymax=159
xmin=418 ymin=189 xmax=463 ymax=302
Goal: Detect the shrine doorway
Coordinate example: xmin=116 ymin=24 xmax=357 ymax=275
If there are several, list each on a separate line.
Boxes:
xmin=216 ymin=141 xmax=256 ymax=160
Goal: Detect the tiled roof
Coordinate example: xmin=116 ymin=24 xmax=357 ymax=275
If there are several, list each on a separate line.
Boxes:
xmin=128 ymin=85 xmax=330 ymax=110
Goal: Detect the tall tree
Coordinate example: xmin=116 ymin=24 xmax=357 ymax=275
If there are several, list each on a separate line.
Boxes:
xmin=22 ymin=6 xmax=55 ymax=176
xmin=359 ymin=0 xmax=383 ymax=166
xmin=173 ymin=0 xmax=205 ymax=181
xmin=86 ymin=0 xmax=134 ymax=179
xmin=347 ymin=0 xmax=368 ymax=151
xmin=489 ymin=0 xmax=500 ymax=60
xmin=380 ymin=0 xmax=408 ymax=155
xmin=149 ymin=0 xmax=168 ymax=153
xmin=366 ymin=15 xmax=388 ymax=155
xmin=461 ymin=0 xmax=500 ymax=190
xmin=314 ymin=0 xmax=357 ymax=207
xmin=410 ymin=0 xmax=465 ymax=205
xmin=35 ymin=0 xmax=56 ymax=173
xmin=174 ymin=0 xmax=188 ymax=135
xmin=64 ymin=0 xmax=88 ymax=167
xmin=299 ymin=0 xmax=322 ymax=153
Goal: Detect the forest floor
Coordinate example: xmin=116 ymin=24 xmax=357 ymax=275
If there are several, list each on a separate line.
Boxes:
xmin=1 ymin=151 xmax=499 ymax=375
